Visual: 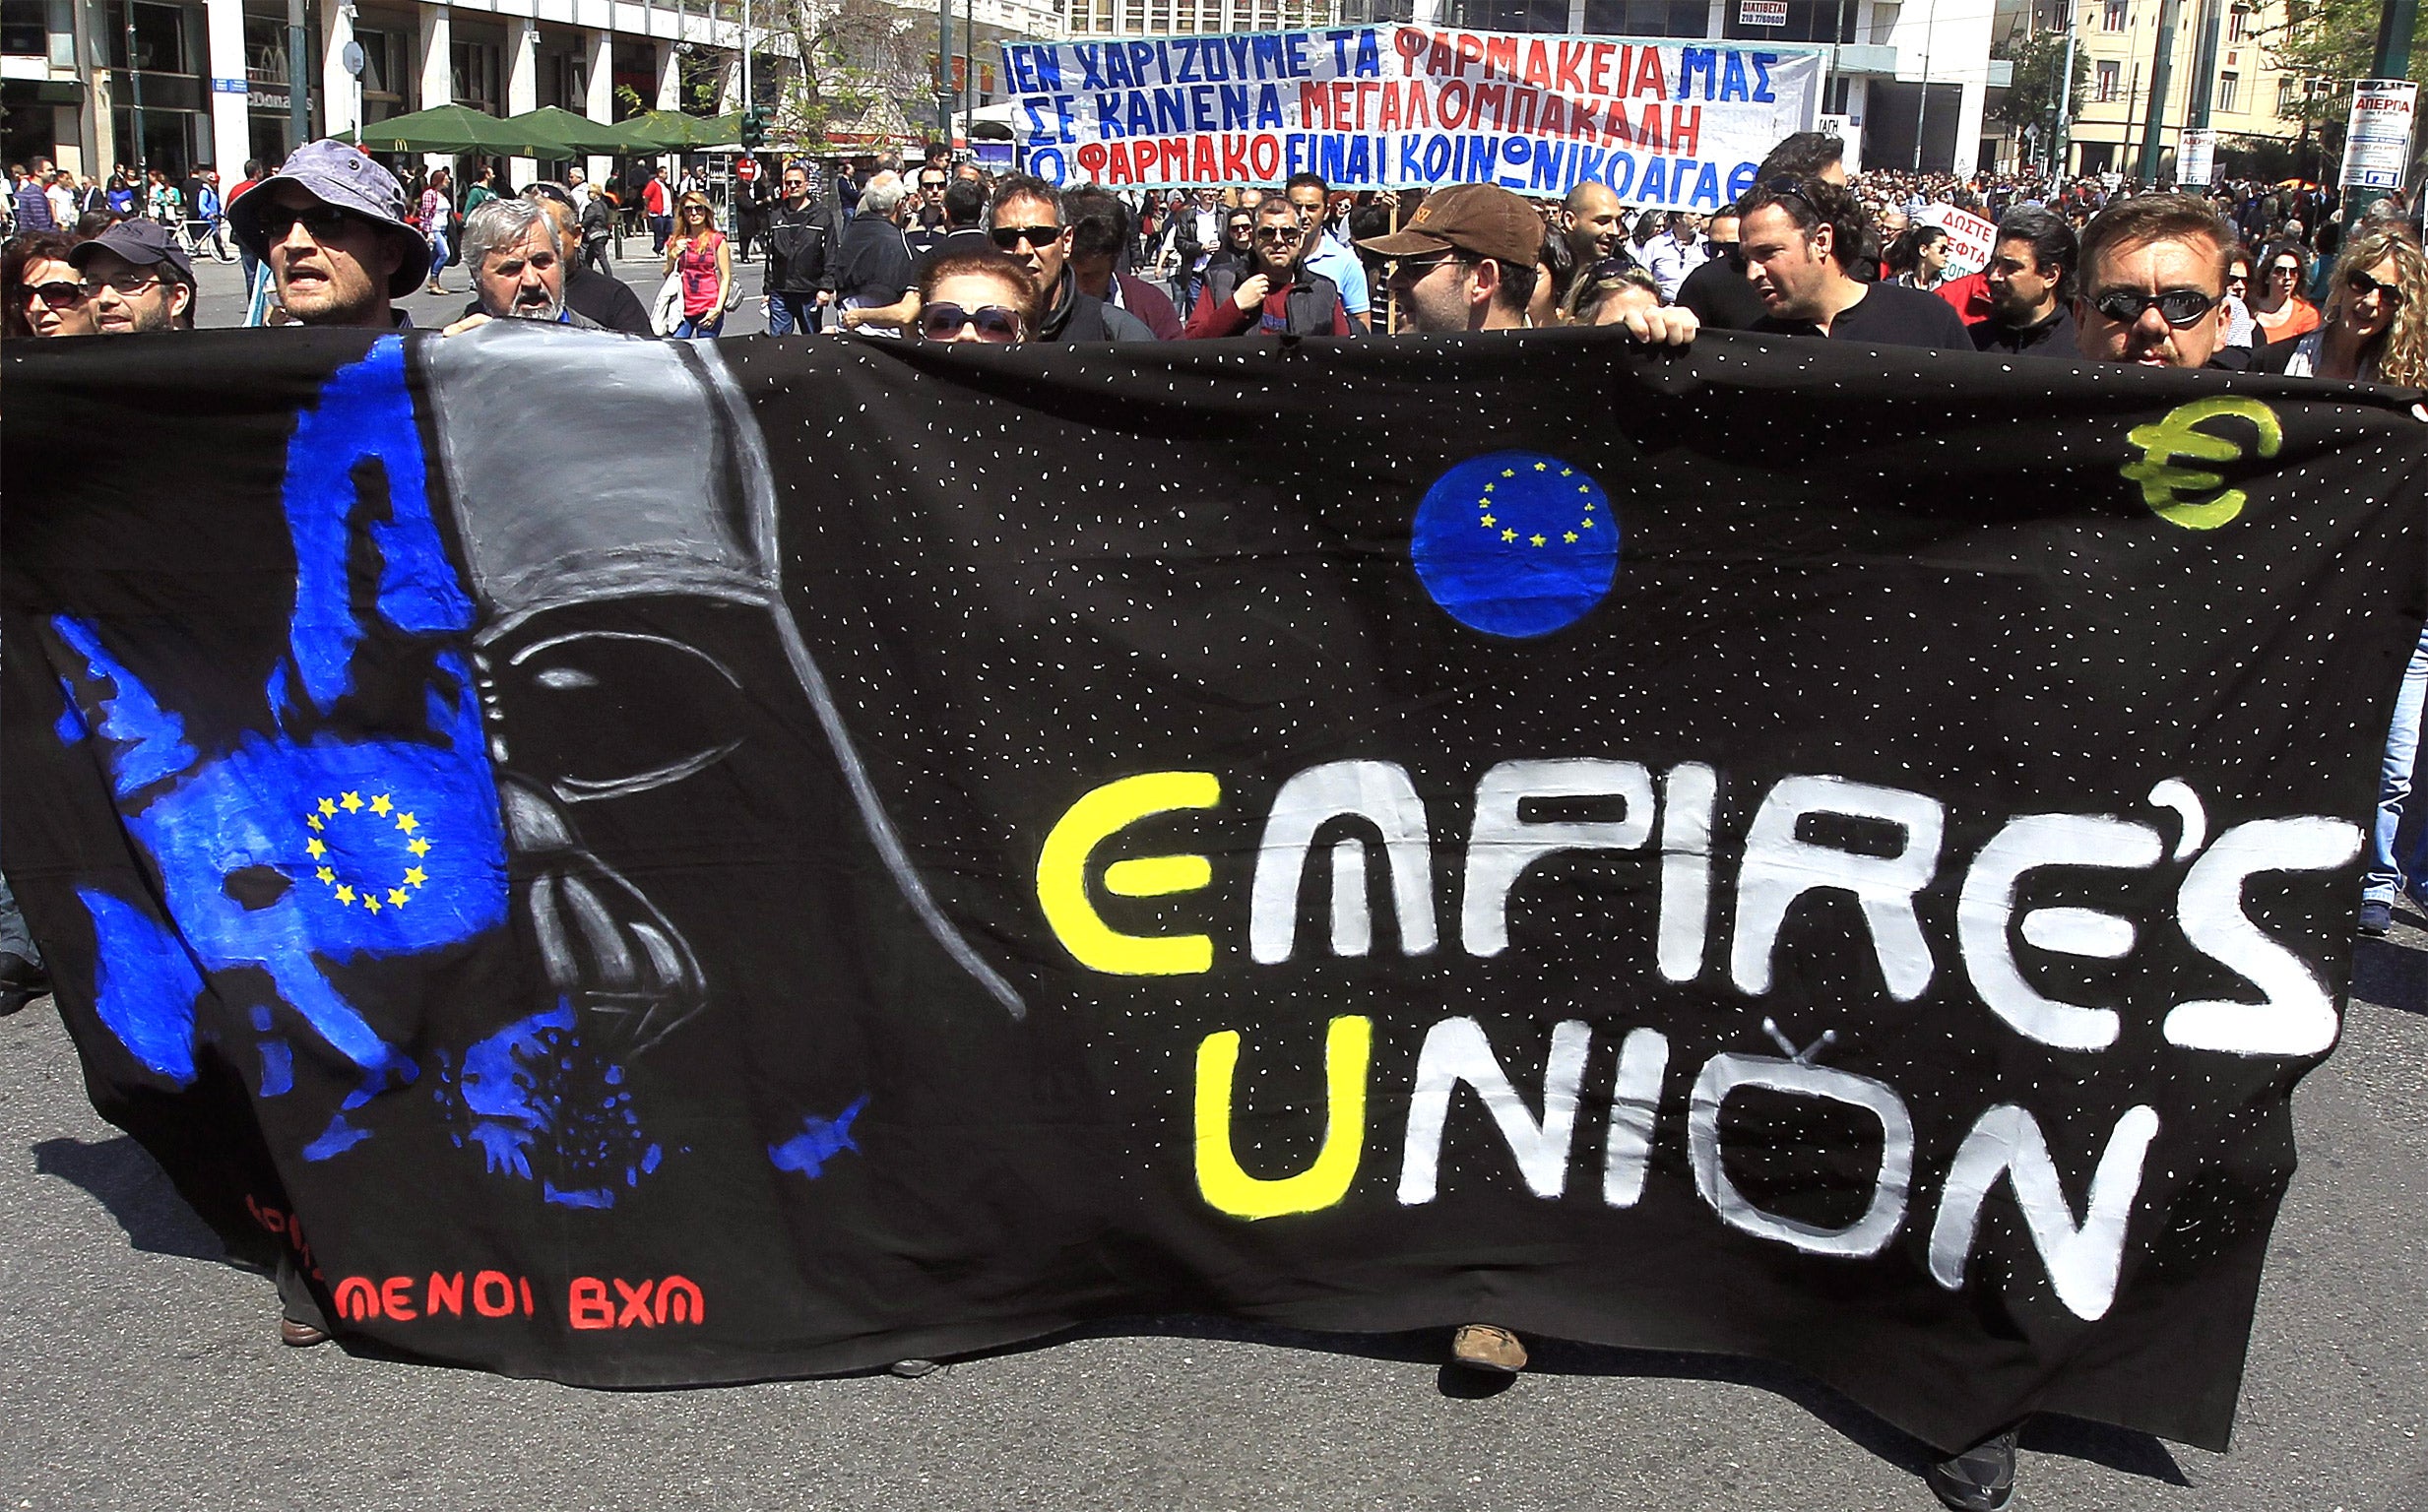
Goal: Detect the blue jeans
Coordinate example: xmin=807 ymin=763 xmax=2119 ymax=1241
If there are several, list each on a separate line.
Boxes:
xmin=426 ymin=230 xmax=450 ymax=282
xmin=671 ymin=312 xmax=723 ymax=338
xmin=766 ymin=291 xmax=822 ymax=335
xmin=2363 ymin=621 xmax=2428 ymax=906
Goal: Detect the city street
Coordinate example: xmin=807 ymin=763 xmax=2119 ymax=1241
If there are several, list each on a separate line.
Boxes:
xmin=2 ymin=913 xmax=2424 ymax=1510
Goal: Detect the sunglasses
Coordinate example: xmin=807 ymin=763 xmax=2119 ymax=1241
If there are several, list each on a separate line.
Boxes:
xmin=2269 ymin=263 xmax=2301 ymax=277
xmin=1225 ymin=220 xmax=1252 ymax=233
xmin=990 ymin=224 xmax=1061 ymax=250
xmin=256 ymin=202 xmax=358 ymax=240
xmin=1253 ymin=225 xmax=1302 ymax=243
xmin=21 ymin=279 xmax=86 ymax=308
xmin=1759 ymin=175 xmax=1820 ymax=216
xmin=2090 ymin=287 xmax=2218 ymax=328
xmin=1390 ymin=249 xmax=1464 ymax=277
xmin=920 ymin=301 xmax=1025 ymax=343
xmin=2346 ymin=268 xmax=2405 ymax=306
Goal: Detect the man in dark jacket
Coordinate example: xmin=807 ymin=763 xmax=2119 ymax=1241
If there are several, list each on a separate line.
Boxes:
xmin=987 ymin=174 xmax=1153 ymax=342
xmin=1065 ymin=187 xmax=1180 ymax=339
xmin=764 ymin=160 xmax=837 ymax=335
xmin=1971 ymin=207 xmax=2078 ymax=357
xmin=1184 ymin=197 xmax=1346 ymax=338
xmin=831 ymin=171 xmax=916 ymax=334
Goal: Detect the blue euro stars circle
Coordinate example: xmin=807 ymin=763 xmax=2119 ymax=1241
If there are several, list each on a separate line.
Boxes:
xmin=1411 ymin=450 xmax=1620 ymax=638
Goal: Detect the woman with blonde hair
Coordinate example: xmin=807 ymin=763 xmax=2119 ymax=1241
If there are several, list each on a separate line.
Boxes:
xmin=662 ymin=190 xmax=733 ymax=337
xmin=2258 ymin=220 xmax=2428 ymax=386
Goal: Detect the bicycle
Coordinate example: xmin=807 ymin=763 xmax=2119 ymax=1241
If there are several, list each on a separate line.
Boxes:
xmin=170 ymin=216 xmax=238 ymax=264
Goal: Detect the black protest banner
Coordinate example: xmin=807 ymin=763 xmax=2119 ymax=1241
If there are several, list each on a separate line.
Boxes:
xmin=7 ymin=325 xmax=2421 ymax=1452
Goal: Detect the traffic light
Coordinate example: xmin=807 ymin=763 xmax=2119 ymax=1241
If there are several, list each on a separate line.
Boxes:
xmin=740 ymin=106 xmax=770 ymax=150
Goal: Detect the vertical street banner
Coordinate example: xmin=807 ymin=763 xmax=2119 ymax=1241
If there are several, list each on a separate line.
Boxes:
xmin=6 ymin=325 xmax=2423 ymax=1457
xmin=1002 ymin=28 xmax=1821 ymax=209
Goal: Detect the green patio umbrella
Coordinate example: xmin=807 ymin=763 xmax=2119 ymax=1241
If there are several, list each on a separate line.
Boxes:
xmin=345 ymin=103 xmax=550 ymax=155
xmin=613 ymin=109 xmax=744 ymax=150
xmin=500 ymin=105 xmax=636 ymax=156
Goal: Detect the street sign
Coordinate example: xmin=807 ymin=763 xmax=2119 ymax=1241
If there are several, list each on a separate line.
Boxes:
xmin=342 ymin=40 xmax=365 ymax=79
xmin=1739 ymin=0 xmax=1788 ymax=23
xmin=2340 ymin=79 xmax=2417 ymax=192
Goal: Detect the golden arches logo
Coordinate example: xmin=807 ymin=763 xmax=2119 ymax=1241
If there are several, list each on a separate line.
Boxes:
xmin=2122 ymin=397 xmax=2283 ymax=531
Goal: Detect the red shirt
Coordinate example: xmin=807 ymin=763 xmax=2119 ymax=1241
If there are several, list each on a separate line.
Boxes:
xmin=642 ymin=178 xmax=670 ymax=216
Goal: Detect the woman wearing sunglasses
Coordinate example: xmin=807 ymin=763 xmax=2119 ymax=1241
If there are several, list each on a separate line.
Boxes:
xmin=2253 ymin=221 xmax=2428 ymax=385
xmin=912 ymin=250 xmax=1040 ymax=345
xmin=2248 ymin=238 xmax=2320 ymax=344
xmin=662 ymin=191 xmax=734 ymax=339
xmin=1 ymin=229 xmax=98 ymax=339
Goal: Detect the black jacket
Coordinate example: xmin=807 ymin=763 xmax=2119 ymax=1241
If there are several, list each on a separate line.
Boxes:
xmin=1036 ymin=266 xmax=1155 ymax=342
xmin=1970 ymin=303 xmax=2077 ymax=357
xmin=829 ymin=213 xmax=912 ymax=306
xmin=766 ymin=198 xmax=839 ymax=295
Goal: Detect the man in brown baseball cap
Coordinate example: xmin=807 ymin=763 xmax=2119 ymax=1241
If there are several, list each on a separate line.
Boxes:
xmin=1359 ymin=181 xmax=1697 ymax=346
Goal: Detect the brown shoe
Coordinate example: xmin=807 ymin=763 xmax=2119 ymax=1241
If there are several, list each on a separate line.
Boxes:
xmin=280 ymin=1316 xmax=332 ymax=1348
xmin=1450 ymin=1322 xmax=1527 ymax=1374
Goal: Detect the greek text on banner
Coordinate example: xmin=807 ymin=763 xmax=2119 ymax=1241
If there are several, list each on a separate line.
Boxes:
xmin=1003 ymin=28 xmax=1821 ymax=210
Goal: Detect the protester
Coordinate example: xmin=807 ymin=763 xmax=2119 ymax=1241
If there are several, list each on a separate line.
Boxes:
xmin=1741 ymin=175 xmax=1970 ymax=346
xmin=2258 ymin=220 xmax=2427 ymax=384
xmin=1066 ymin=187 xmax=1180 ymax=339
xmin=454 ymin=195 xmax=599 ymax=329
xmin=986 ymin=174 xmax=1152 ymax=342
xmin=914 ymin=248 xmax=1040 ymax=345
xmin=12 ymin=157 xmax=53 ymax=231
xmin=909 ymin=175 xmax=991 ymax=278
xmin=905 ymin=163 xmax=951 ymax=260
xmin=2 ymin=229 xmax=98 ymax=338
xmin=2250 ymin=238 xmax=2320 ymax=343
xmin=512 ymin=183 xmax=646 ymax=334
xmin=1205 ymin=205 xmax=1255 ymax=289
xmin=227 ymin=140 xmax=429 ymax=330
xmin=69 ymin=219 xmax=196 ymax=334
xmin=1559 ymin=260 xmax=1661 ymax=327
xmin=1643 ymin=211 xmax=1707 ymax=300
xmin=1183 ymin=197 xmax=1346 ymax=339
xmin=1544 ymin=179 xmax=1628 ymax=312
xmin=2070 ymin=193 xmax=2233 ymax=369
xmin=662 ymin=191 xmax=733 ymax=338
xmin=1360 ymin=182 xmax=1543 ymax=334
xmin=833 ymin=171 xmax=918 ymax=335
xmin=1674 ymin=209 xmax=1763 ymax=330
xmin=1170 ymin=184 xmax=1226 ymax=310
xmin=763 ymin=161 xmax=837 ymax=336
xmin=643 ymin=166 xmax=672 ymax=254
xmin=1886 ymin=223 xmax=1952 ymax=289
xmin=2220 ymin=247 xmax=2259 ymax=355
xmin=462 ymin=164 xmax=500 ymax=218
xmin=733 ymin=156 xmax=772 ymax=264
xmin=419 ymin=165 xmax=456 ymax=294
xmin=1286 ymin=172 xmax=1371 ymax=332
xmin=1971 ymin=207 xmax=2077 ymax=356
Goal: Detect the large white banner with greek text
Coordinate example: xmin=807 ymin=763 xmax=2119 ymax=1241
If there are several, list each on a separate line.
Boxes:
xmin=1001 ymin=29 xmax=1821 ymax=210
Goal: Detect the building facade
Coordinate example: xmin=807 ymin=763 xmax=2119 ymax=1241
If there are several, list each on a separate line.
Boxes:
xmin=2 ymin=0 xmax=1055 ymax=181
xmin=2047 ymin=0 xmax=2316 ymax=178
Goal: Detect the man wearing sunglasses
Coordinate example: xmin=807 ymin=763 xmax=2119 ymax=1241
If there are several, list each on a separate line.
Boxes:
xmin=1741 ymin=175 xmax=1970 ymax=348
xmin=227 ymin=140 xmax=431 ymax=329
xmin=1182 ymin=197 xmax=1347 ymax=339
xmin=1358 ymin=182 xmax=1543 ymax=334
xmin=65 ymin=219 xmax=196 ymax=334
xmin=982 ymin=174 xmax=1153 ymax=343
xmin=2069 ymin=194 xmax=2235 ymax=369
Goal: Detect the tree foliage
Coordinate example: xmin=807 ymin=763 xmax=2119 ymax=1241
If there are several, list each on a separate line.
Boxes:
xmin=1993 ymin=28 xmax=2090 ymax=131
xmin=2258 ymin=0 xmax=2428 ymax=155
xmin=777 ymin=0 xmax=934 ymax=148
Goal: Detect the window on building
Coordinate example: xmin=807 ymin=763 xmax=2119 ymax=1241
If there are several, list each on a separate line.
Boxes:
xmin=2096 ymin=59 xmax=2120 ymax=100
xmin=2226 ymin=4 xmax=2248 ymax=39
xmin=2102 ymin=0 xmax=2126 ymax=29
xmin=451 ymin=38 xmax=501 ymax=110
xmin=2216 ymin=69 xmax=2237 ymax=111
xmin=243 ymin=16 xmax=288 ymax=86
xmin=1147 ymin=0 xmax=1173 ymax=31
xmin=0 ymin=0 xmax=44 ymax=57
xmin=2276 ymin=75 xmax=2295 ymax=114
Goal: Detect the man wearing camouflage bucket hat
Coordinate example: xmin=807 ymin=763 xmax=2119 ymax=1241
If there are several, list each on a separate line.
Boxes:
xmin=227 ymin=139 xmax=431 ymax=329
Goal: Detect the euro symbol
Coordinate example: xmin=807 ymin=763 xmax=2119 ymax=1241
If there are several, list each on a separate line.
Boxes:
xmin=2121 ymin=397 xmax=2283 ymax=530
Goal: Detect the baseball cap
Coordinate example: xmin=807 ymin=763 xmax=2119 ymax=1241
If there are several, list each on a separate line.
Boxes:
xmin=67 ymin=218 xmax=195 ymax=289
xmin=1356 ymin=183 xmax=1543 ymax=268
xmin=226 ymin=139 xmax=430 ymax=297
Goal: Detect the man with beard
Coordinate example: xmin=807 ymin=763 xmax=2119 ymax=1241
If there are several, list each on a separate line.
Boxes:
xmin=985 ymin=174 xmax=1153 ymax=342
xmin=1742 ymin=175 xmax=1970 ymax=347
xmin=1182 ymin=197 xmax=1348 ymax=338
xmin=1971 ymin=207 xmax=2077 ymax=356
xmin=67 ymin=219 xmax=195 ymax=333
xmin=227 ymin=141 xmax=430 ymax=330
xmin=453 ymin=195 xmax=605 ymax=329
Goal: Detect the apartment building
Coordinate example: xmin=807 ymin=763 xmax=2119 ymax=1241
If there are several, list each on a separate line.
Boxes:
xmin=2048 ymin=0 xmax=2315 ymax=176
xmin=1 ymin=0 xmax=1055 ymax=179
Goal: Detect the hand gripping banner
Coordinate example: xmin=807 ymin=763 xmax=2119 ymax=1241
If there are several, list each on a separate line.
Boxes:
xmin=6 ymin=324 xmax=2422 ymax=1452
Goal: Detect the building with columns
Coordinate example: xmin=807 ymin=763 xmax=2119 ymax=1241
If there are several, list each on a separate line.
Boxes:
xmin=3 ymin=0 xmax=1054 ymax=181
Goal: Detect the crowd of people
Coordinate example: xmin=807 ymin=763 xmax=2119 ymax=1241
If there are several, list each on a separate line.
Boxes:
xmin=12 ymin=124 xmax=2428 ymax=1512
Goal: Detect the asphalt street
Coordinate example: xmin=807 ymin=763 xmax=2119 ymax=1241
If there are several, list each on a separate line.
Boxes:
xmin=15 ymin=247 xmax=2428 ymax=1511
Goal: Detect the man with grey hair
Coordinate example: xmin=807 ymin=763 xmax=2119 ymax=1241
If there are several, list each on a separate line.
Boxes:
xmin=831 ymin=169 xmax=915 ymax=333
xmin=457 ymin=194 xmax=603 ymax=328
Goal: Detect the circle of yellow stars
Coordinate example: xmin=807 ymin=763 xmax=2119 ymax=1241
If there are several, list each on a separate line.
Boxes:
xmin=303 ymin=791 xmax=431 ymax=914
xmin=1477 ymin=461 xmax=1598 ymax=548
